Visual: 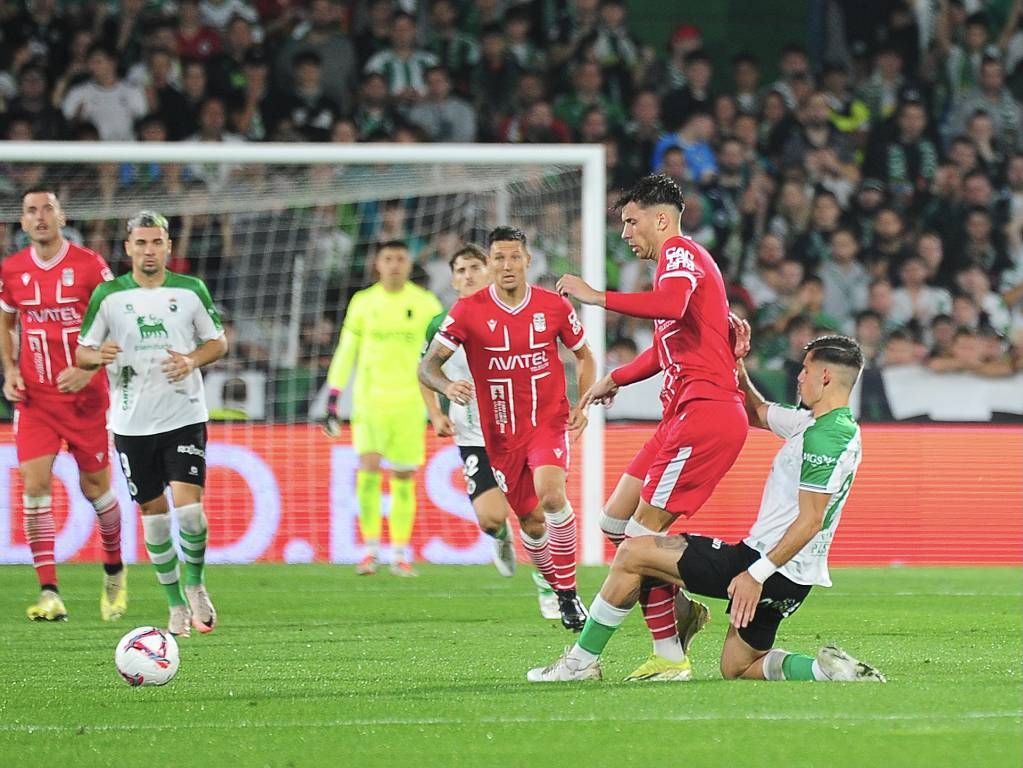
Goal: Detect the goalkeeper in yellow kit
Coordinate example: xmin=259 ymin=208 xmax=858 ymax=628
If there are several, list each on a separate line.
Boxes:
xmin=324 ymin=240 xmax=443 ymax=576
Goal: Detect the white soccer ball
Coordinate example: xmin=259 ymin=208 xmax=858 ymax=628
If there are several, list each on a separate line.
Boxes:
xmin=115 ymin=626 xmax=179 ymax=686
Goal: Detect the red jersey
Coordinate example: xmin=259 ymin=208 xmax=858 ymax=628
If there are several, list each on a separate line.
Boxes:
xmin=437 ymin=284 xmax=586 ymax=452
xmin=607 ymin=234 xmax=740 ymax=412
xmin=0 ymin=240 xmax=113 ymax=404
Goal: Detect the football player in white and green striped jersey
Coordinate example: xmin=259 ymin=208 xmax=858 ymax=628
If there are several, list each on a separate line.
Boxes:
xmin=528 ymin=331 xmax=886 ymax=683
xmin=78 ymin=211 xmax=228 ymax=638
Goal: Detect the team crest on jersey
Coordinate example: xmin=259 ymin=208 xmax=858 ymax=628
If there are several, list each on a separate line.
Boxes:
xmin=532 ymin=313 xmax=546 ymax=332
xmin=487 ymin=319 xmax=497 ymax=332
xmin=61 ymin=267 xmax=74 ymax=286
xmin=168 ymin=297 xmax=178 ymax=313
xmin=124 ymin=303 xmax=134 ymax=313
xmin=21 ymin=273 xmax=30 ymax=286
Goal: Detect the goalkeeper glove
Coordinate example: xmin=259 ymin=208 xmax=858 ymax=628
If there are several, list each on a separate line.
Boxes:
xmin=323 ymin=388 xmax=342 ymax=438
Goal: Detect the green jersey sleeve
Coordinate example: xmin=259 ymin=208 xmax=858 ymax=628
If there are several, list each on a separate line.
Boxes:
xmin=423 ymin=310 xmax=449 ymax=356
xmin=799 ymin=409 xmax=859 ymax=493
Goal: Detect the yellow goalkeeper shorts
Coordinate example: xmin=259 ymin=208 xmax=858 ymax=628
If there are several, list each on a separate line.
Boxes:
xmin=351 ymin=402 xmax=427 ymax=470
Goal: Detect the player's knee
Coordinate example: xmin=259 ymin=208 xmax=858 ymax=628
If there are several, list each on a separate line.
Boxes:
xmin=519 ymin=515 xmax=544 ymax=539
xmin=537 ymin=490 xmax=566 ymax=513
xmin=22 ymin=478 xmax=51 ymax=497
xmin=719 ymin=658 xmax=743 ymax=679
xmin=612 ymin=537 xmax=643 ymax=574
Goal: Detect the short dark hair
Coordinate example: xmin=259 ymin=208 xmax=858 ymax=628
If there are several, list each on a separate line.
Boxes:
xmin=855 ymin=309 xmax=881 ymax=325
xmin=487 ymin=225 xmax=527 ymax=248
xmin=449 ymin=242 xmax=487 ymax=269
xmin=377 ymin=239 xmax=409 ymax=253
xmin=608 ymin=336 xmax=638 ymax=353
xmin=292 ymin=50 xmax=323 ymax=68
xmin=21 ymin=186 xmax=59 ymax=202
xmin=126 ymin=210 xmax=169 ymax=235
xmin=613 ymin=173 xmax=685 ymax=213
xmin=804 ymin=334 xmax=864 ymax=371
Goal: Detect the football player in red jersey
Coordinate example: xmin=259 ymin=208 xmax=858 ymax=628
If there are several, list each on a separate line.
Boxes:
xmin=419 ymin=226 xmax=597 ymax=630
xmin=548 ymin=174 xmax=749 ymax=681
xmin=0 ymin=188 xmax=126 ymax=622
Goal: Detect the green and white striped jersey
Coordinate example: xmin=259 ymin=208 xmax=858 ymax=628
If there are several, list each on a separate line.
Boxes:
xmin=78 ymin=272 xmax=224 ymax=436
xmin=744 ymin=404 xmax=862 ymax=587
xmin=424 ymin=310 xmax=484 ymax=448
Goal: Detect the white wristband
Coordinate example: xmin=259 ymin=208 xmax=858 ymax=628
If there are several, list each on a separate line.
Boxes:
xmin=747 ymin=556 xmax=778 ymax=584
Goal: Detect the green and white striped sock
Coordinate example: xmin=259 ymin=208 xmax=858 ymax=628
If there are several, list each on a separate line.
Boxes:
xmin=176 ymin=503 xmax=208 ymax=586
xmin=142 ymin=513 xmax=186 ymax=607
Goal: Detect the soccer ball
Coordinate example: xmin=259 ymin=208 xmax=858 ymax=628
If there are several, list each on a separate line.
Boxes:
xmin=115 ymin=626 xmax=179 ymax=686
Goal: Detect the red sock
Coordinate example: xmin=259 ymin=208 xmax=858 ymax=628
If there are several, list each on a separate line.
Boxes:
xmin=544 ymin=506 xmax=578 ymax=591
xmin=91 ymin=491 xmax=123 ymax=568
xmin=640 ymin=582 xmax=680 ymax=640
xmin=23 ymin=495 xmax=56 ymax=589
xmin=519 ymin=529 xmax=559 ymax=590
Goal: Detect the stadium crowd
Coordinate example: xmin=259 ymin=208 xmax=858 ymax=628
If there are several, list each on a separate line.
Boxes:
xmin=1 ymin=0 xmax=1022 ymax=413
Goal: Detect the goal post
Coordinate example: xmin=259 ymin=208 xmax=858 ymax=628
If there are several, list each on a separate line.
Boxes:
xmin=0 ymin=141 xmax=608 ymax=566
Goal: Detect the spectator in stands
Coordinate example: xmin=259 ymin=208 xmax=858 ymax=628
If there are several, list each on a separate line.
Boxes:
xmin=961 ymin=206 xmax=1012 ymax=282
xmin=862 ymin=207 xmax=912 ymax=281
xmin=660 ymin=49 xmax=713 ymax=133
xmin=955 ymin=262 xmax=1013 ymax=334
xmin=229 ymin=46 xmax=273 ymax=140
xmin=938 ymin=10 xmax=996 ymax=104
xmin=867 ymin=277 xmax=901 ymax=335
xmin=176 ymin=0 xmax=223 ymax=60
xmin=6 ymin=0 xmax=72 ymax=81
xmin=790 ymin=189 xmax=843 ymax=271
xmin=856 ymin=43 xmax=906 ymax=123
xmin=652 ymin=110 xmax=717 ymax=183
xmin=854 ymin=309 xmax=884 ymax=367
xmin=201 ymin=0 xmax=260 ymax=31
xmin=821 ymin=60 xmax=870 ymax=146
xmin=890 ymin=254 xmax=953 ymax=327
xmin=864 ymin=97 xmax=939 ymax=212
xmin=782 ymin=91 xmax=856 ymax=180
xmin=354 ymin=0 xmax=394 ymax=70
xmin=964 ymin=111 xmax=1005 ymax=173
xmin=7 ymin=63 xmax=64 ymax=140
xmin=952 ymin=292 xmax=982 ymax=330
xmin=882 ymin=327 xmax=921 ymax=366
xmin=408 ymin=65 xmax=476 ymax=142
xmin=916 ymin=230 xmax=949 ymax=287
xmin=276 ymin=0 xmax=356 ymax=114
xmin=49 ymin=29 xmax=95 ymax=109
xmin=606 ymin=336 xmax=639 ymax=368
xmin=756 ymin=258 xmax=805 ymax=335
xmin=929 ymin=326 xmax=1013 ymax=375
xmin=364 ymin=11 xmax=438 ymax=109
xmin=780 ymin=314 xmax=814 ymax=401
xmin=470 ymin=23 xmax=521 ymax=137
xmin=207 ymin=14 xmax=258 ymax=101
xmin=426 ymin=0 xmax=479 ymax=96
xmin=585 ymin=0 xmax=645 ymax=108
xmin=768 ymin=42 xmax=812 ymax=110
xmin=353 ymin=72 xmax=396 ymax=139
xmin=136 ymin=47 xmax=191 ymax=141
xmin=618 ymin=89 xmax=663 ymax=184
xmin=554 ymin=59 xmax=625 ymax=132
xmin=950 ymin=56 xmax=1023 ymax=151
xmin=929 ymin=314 xmax=956 ymax=360
xmin=730 ymin=52 xmax=761 ymax=115
xmin=653 ymin=23 xmax=703 ymax=94
xmin=62 ymin=44 xmax=147 ymax=141
xmin=268 ymin=50 xmax=340 ymax=141
xmin=820 ymin=226 xmax=869 ymax=327
xmin=504 ymin=6 xmax=546 ymax=74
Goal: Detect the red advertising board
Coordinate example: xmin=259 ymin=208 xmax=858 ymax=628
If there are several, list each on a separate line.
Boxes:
xmin=0 ymin=424 xmax=1020 ymax=566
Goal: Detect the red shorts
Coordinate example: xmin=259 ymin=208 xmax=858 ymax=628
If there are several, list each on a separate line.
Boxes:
xmin=491 ymin=428 xmax=569 ymax=517
xmin=626 ymin=398 xmax=747 ymax=517
xmin=14 ymin=399 xmax=111 ymax=473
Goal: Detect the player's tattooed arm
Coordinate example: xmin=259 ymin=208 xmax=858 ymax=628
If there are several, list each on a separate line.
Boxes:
xmin=418 ymin=339 xmax=474 ymax=405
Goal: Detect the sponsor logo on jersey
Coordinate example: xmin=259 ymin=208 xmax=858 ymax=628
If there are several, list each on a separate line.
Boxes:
xmin=487 ymin=350 xmax=549 ymax=371
xmin=61 ymin=268 xmax=74 ymax=286
xmin=177 ymin=444 xmax=205 ymax=458
xmin=119 ymin=366 xmax=136 ymax=411
xmin=664 ymin=245 xmax=696 ymax=272
xmin=532 ymin=312 xmax=546 ymax=332
xmin=803 ymin=452 xmax=837 ymax=467
xmin=137 ymin=315 xmax=168 ymax=339
xmin=567 ymin=309 xmax=582 ymax=336
xmin=487 ymin=319 xmax=497 ymax=332
xmin=24 ymin=306 xmax=81 ymax=324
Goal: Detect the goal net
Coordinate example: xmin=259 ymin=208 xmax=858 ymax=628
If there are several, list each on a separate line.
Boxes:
xmin=0 ymin=142 xmax=607 ymax=567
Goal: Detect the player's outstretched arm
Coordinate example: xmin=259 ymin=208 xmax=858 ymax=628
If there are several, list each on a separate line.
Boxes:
xmin=0 ymin=310 xmax=25 ymax=402
xmin=558 ymin=273 xmax=697 ymax=321
xmin=418 ymin=338 xmax=473 ymax=405
xmin=736 ymin=359 xmax=771 ymax=430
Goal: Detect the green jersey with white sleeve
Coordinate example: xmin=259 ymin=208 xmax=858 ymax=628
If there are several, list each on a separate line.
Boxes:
xmin=743 ymin=403 xmax=862 ymax=587
xmin=424 ymin=310 xmax=484 ymax=447
xmin=78 ymin=272 xmax=225 ymax=436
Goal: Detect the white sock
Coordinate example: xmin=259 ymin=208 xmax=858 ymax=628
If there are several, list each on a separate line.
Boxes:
xmin=762 ymin=648 xmax=789 ymax=681
xmin=811 ymin=660 xmax=829 ymax=681
xmin=653 ymin=636 xmax=685 ymax=663
xmin=567 ymin=644 xmax=599 ymax=666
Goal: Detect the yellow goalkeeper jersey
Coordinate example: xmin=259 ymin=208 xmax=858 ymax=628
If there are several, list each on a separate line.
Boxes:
xmin=327 ymin=282 xmax=443 ymax=410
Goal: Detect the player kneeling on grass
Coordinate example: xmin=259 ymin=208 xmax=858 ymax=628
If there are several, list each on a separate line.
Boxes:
xmin=529 ymin=331 xmax=886 ymax=683
xmin=77 ymin=211 xmax=228 ymax=638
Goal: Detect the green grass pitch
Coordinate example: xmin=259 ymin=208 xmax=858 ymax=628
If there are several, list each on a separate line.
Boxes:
xmin=0 ymin=564 xmax=1020 ymax=768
